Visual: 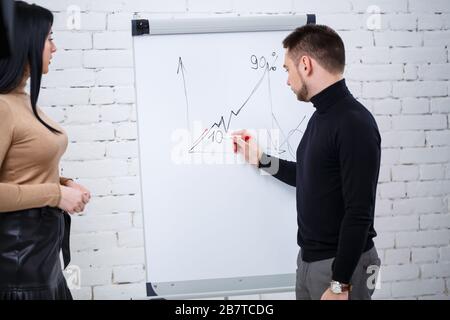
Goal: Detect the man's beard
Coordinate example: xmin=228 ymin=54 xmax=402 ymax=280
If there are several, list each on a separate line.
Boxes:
xmin=295 ymin=71 xmax=309 ymax=102
xmin=296 ymin=84 xmax=309 ymax=102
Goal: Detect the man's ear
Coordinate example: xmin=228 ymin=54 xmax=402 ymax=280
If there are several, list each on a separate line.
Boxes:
xmin=297 ymin=55 xmax=313 ymax=75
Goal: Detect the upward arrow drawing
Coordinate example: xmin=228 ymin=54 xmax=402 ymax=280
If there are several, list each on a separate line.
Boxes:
xmin=177 ymin=57 xmax=190 ymax=130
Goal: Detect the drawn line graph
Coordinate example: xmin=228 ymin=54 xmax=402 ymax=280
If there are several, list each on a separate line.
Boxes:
xmin=177 ymin=56 xmax=305 ymax=158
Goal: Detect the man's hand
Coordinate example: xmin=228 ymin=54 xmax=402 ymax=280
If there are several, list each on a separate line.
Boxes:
xmin=321 ymin=288 xmax=349 ymax=300
xmin=232 ymin=129 xmax=263 ymax=166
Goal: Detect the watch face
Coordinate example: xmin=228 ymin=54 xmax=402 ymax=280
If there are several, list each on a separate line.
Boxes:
xmin=331 ymin=282 xmax=342 ymax=294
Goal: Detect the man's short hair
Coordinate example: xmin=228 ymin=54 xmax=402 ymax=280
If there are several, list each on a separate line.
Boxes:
xmin=283 ymin=24 xmax=345 ymax=74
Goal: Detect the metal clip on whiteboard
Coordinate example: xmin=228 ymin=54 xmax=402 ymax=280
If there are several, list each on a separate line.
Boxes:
xmin=306 ymin=14 xmax=316 ymax=24
xmin=132 ymin=18 xmax=150 ymax=36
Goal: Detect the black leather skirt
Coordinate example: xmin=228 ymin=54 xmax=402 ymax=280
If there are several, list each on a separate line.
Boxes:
xmin=0 ymin=207 xmax=72 ymax=300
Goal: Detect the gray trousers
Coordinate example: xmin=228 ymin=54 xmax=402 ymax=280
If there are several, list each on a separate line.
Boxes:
xmin=296 ymin=246 xmax=381 ymax=300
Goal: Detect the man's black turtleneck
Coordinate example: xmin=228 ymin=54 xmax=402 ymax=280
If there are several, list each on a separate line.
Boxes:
xmin=260 ymin=79 xmax=381 ymax=284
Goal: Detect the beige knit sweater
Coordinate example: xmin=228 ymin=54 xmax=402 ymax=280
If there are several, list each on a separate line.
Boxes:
xmin=0 ymin=87 xmax=69 ymax=212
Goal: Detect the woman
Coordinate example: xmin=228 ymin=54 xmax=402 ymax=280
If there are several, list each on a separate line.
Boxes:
xmin=0 ymin=1 xmax=91 ymax=300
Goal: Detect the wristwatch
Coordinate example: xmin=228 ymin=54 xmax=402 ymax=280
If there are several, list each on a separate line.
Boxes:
xmin=330 ymin=281 xmax=351 ymax=294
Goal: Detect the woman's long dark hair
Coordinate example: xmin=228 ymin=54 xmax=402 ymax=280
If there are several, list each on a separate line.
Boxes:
xmin=0 ymin=1 xmax=60 ymax=134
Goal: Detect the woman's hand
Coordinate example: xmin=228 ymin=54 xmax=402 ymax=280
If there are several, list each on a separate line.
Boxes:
xmin=58 ymin=181 xmax=91 ymax=214
xmin=64 ymin=180 xmax=91 ymax=204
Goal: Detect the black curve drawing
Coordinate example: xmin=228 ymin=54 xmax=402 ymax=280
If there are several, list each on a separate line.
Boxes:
xmin=177 ymin=56 xmax=305 ymax=158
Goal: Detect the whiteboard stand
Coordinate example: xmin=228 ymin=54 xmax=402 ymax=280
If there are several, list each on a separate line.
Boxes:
xmin=132 ymin=14 xmax=315 ymax=300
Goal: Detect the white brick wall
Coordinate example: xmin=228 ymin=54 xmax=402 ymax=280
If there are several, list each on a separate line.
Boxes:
xmin=30 ymin=0 xmax=450 ymax=300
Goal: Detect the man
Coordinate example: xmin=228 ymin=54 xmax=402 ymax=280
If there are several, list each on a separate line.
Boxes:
xmin=233 ymin=25 xmax=381 ymax=300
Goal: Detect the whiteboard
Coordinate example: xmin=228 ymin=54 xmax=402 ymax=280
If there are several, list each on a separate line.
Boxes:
xmin=132 ymin=15 xmax=316 ymax=298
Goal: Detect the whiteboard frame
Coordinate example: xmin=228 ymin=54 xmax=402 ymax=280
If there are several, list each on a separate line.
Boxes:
xmin=132 ymin=14 xmax=315 ymax=299
xmin=132 ymin=14 xmax=315 ymax=36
